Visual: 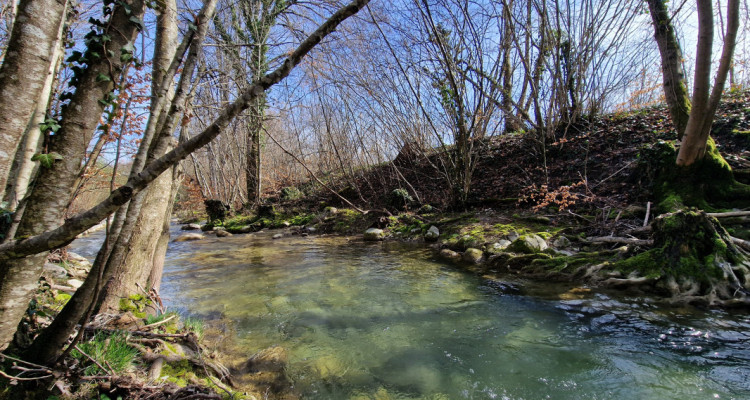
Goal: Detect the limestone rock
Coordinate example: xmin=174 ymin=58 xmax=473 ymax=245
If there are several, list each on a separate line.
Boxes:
xmin=364 ymin=228 xmax=386 ymax=241
xmin=486 ymin=240 xmax=511 ymax=254
xmin=462 ymin=248 xmax=484 ymax=264
xmin=216 ymin=229 xmax=232 ymax=238
xmin=508 ymin=234 xmax=548 ymax=254
xmin=174 ymin=233 xmax=205 ymax=242
xmin=553 ymin=236 xmax=571 ymax=249
xmin=67 ymin=279 xmax=84 ymax=289
xmin=181 ymin=223 xmax=202 ymax=231
xmin=424 ymin=225 xmax=440 ymax=242
xmin=439 ymin=249 xmax=461 ymax=261
xmin=43 ymin=262 xmax=68 ymax=279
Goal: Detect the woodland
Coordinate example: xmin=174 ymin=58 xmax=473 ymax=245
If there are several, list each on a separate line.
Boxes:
xmin=0 ymin=0 xmax=749 ymax=398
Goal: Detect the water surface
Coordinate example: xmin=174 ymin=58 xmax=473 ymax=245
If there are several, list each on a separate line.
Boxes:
xmin=89 ymin=228 xmax=750 ymax=399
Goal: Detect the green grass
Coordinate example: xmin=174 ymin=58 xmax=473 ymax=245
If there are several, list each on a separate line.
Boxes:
xmin=71 ymin=331 xmax=139 ymax=375
xmin=183 ymin=317 xmax=204 ymax=340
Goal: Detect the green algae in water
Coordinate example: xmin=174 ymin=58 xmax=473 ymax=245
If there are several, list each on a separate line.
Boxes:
xmin=158 ymin=233 xmax=750 ymax=400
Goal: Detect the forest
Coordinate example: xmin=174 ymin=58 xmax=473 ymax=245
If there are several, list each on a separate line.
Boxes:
xmin=0 ymin=0 xmax=749 ymax=398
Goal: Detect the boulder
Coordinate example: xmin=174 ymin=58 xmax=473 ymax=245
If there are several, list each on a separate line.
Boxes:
xmin=181 ymin=223 xmax=202 ymax=231
xmin=552 ymin=236 xmax=571 ymax=249
xmin=508 ymin=234 xmax=548 ymax=254
xmin=216 ymin=230 xmax=232 ymax=238
xmin=272 ymin=233 xmax=283 ymax=240
xmin=424 ymin=225 xmax=440 ymax=242
xmin=43 ymin=262 xmax=68 ymax=279
xmin=439 ymin=249 xmax=461 ymax=261
xmin=174 ymin=233 xmax=205 ymax=242
xmin=364 ymin=228 xmax=386 ymax=241
xmin=462 ymin=248 xmax=484 ymax=264
xmin=486 ymin=240 xmax=512 ymax=254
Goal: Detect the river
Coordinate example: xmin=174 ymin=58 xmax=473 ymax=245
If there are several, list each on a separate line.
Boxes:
xmin=73 ymin=226 xmax=750 ymax=399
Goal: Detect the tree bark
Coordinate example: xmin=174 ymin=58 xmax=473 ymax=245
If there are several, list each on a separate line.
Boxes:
xmin=0 ymin=0 xmax=67 ymax=201
xmin=646 ymin=0 xmax=691 ymax=140
xmin=0 ymin=0 xmax=147 ymax=351
xmin=676 ymin=0 xmax=740 ymax=166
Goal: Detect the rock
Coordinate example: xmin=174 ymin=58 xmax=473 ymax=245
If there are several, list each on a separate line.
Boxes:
xmin=424 ymin=225 xmax=440 ymax=242
xmin=508 ymin=234 xmax=548 ymax=254
xmin=67 ymin=279 xmax=84 ymax=289
xmin=505 ymin=231 xmax=520 ymax=241
xmin=486 ymin=240 xmax=511 ymax=254
xmin=174 ymin=233 xmax=205 ymax=242
xmin=364 ymin=228 xmax=386 ymax=241
xmin=200 ymin=224 xmax=214 ymax=232
xmin=439 ymin=249 xmax=461 ymax=261
xmin=216 ymin=229 xmax=232 ymax=238
xmin=181 ymin=223 xmax=202 ymax=231
xmin=553 ymin=236 xmax=571 ymax=249
xmin=272 ymin=233 xmax=283 ymax=240
xmin=304 ymin=226 xmax=317 ymax=234
xmin=238 ymin=225 xmax=254 ymax=233
xmin=281 ymin=221 xmax=291 ymax=227
xmin=43 ymin=262 xmax=68 ymax=279
xmin=524 ymin=215 xmax=551 ymax=224
xmin=462 ymin=248 xmax=484 ymax=264
xmin=410 ymin=227 xmax=421 ymax=234
xmin=67 ymin=252 xmax=88 ymax=262
xmin=245 ymin=346 xmax=288 ymax=373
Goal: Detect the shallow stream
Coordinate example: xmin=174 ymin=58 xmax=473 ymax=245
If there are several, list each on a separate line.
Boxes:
xmin=74 ymin=227 xmax=750 ymax=399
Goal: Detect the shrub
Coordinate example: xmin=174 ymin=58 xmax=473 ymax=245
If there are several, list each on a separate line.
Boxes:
xmin=387 ymin=188 xmax=414 ymax=210
xmin=280 ymin=186 xmax=303 ymax=200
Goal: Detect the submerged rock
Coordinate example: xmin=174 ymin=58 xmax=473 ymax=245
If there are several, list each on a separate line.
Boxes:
xmin=424 ymin=225 xmax=440 ymax=242
xmin=364 ymin=228 xmax=386 ymax=241
xmin=508 ymin=234 xmax=548 ymax=254
xmin=216 ymin=229 xmax=232 ymax=238
xmin=463 ymin=248 xmax=484 ymax=264
xmin=245 ymin=346 xmax=288 ymax=373
xmin=174 ymin=233 xmax=205 ymax=242
xmin=181 ymin=223 xmax=202 ymax=231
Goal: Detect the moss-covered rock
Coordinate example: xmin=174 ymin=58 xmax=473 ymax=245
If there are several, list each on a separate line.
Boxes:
xmin=507 ymin=234 xmax=548 ymax=254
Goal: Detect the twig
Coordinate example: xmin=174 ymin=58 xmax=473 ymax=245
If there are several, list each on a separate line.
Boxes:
xmin=643 ymin=201 xmax=651 ymax=227
xmin=136 ymin=282 xmax=164 ymax=314
xmin=74 ymin=345 xmax=114 ymax=375
xmin=143 ymin=314 xmax=176 ymax=330
xmin=707 ymin=211 xmax=750 ymax=218
xmin=0 ymin=353 xmax=51 ymax=370
xmin=0 ymin=369 xmax=52 ymax=381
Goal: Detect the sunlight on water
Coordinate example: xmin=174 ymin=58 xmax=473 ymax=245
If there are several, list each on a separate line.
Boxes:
xmin=156 ymin=231 xmax=750 ymax=400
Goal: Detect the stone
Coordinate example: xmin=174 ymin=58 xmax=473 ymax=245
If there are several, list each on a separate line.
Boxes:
xmin=424 ymin=225 xmax=440 ymax=242
xmin=486 ymin=240 xmax=512 ymax=254
xmin=67 ymin=252 xmax=87 ymax=262
xmin=174 ymin=233 xmax=205 ymax=242
xmin=67 ymin=279 xmax=84 ymax=289
xmin=43 ymin=262 xmax=68 ymax=279
xmin=304 ymin=226 xmax=317 ymax=234
xmin=553 ymin=236 xmax=571 ymax=249
xmin=239 ymin=225 xmax=254 ymax=233
xmin=272 ymin=233 xmax=283 ymax=240
xmin=181 ymin=223 xmax=201 ymax=231
xmin=200 ymin=224 xmax=214 ymax=231
xmin=245 ymin=346 xmax=288 ymax=373
xmin=508 ymin=234 xmax=548 ymax=254
xmin=281 ymin=221 xmax=291 ymax=227
xmin=216 ymin=229 xmax=232 ymax=238
xmin=364 ymin=228 xmax=386 ymax=241
xmin=439 ymin=249 xmax=461 ymax=261
xmin=506 ymin=231 xmax=520 ymax=241
xmin=462 ymin=248 xmax=484 ymax=264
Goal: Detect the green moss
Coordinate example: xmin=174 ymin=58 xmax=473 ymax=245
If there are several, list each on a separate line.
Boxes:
xmin=119 ymin=294 xmax=150 ymax=318
xmin=161 ymin=359 xmax=194 ymax=387
xmin=54 ymin=293 xmax=71 ymax=306
xmin=613 ymin=249 xmax=663 ymax=279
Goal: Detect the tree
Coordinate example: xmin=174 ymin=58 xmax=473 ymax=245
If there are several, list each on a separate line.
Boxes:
xmin=0 ymin=0 xmax=371 ymax=358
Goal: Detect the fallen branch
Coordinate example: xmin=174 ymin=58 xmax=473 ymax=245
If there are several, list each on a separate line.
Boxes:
xmin=142 ymin=314 xmax=176 ymax=330
xmin=587 ymin=237 xmax=654 ymax=246
xmin=601 ymin=276 xmax=657 ymax=287
xmin=707 ymin=211 xmax=750 ymax=218
xmin=731 ymin=236 xmax=750 ymax=252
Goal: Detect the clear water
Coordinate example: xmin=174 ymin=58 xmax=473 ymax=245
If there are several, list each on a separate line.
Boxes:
xmin=78 ymin=228 xmax=750 ymax=399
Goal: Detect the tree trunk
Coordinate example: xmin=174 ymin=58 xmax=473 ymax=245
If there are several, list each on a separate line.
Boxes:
xmin=0 ymin=0 xmax=67 ymax=201
xmin=646 ymin=0 xmax=691 ymax=140
xmin=3 ymin=9 xmax=66 ymax=211
xmin=0 ymin=0 xmax=147 ymax=351
xmin=676 ymin=0 xmax=739 ymax=166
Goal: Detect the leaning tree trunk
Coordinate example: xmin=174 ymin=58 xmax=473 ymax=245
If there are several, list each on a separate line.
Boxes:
xmin=0 ymin=0 xmax=147 ymax=351
xmin=646 ymin=0 xmax=691 ymax=140
xmin=0 ymin=0 xmax=67 ymax=201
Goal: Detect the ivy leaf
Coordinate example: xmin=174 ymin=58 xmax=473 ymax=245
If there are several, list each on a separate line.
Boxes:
xmin=96 ymin=73 xmax=111 ymax=82
xmin=31 ymin=152 xmax=64 ymax=168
